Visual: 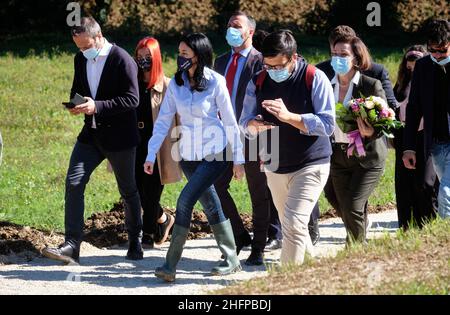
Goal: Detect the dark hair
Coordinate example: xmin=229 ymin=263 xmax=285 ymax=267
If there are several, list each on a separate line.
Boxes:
xmin=333 ymin=36 xmax=372 ymax=71
xmin=426 ymin=19 xmax=450 ymax=47
xmin=328 ymin=25 xmax=357 ymax=45
xmin=394 ymin=45 xmax=427 ymax=102
xmin=175 ymin=33 xmax=213 ymax=92
xmin=253 ymin=29 xmax=269 ymax=52
xmin=71 ymin=17 xmax=101 ymax=38
xmin=229 ymin=11 xmax=256 ymax=30
xmin=262 ymin=30 xmax=297 ymax=58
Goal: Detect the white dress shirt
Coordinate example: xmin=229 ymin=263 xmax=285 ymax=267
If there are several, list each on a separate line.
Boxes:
xmin=331 ymin=71 xmax=361 ymax=143
xmin=86 ymin=38 xmax=113 ymax=128
xmin=146 ymin=67 xmax=245 ymax=164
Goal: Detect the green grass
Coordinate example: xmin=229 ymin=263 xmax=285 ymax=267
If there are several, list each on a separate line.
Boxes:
xmin=0 ymin=35 xmax=402 ymax=232
xmin=216 ymin=218 xmax=450 ymax=295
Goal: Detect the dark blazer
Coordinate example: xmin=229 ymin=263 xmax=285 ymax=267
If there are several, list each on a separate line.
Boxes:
xmin=70 ymin=44 xmax=140 ymax=152
xmin=404 ymin=55 xmax=450 ymax=157
xmin=332 ymin=74 xmax=388 ymax=169
xmin=317 ymin=59 xmax=398 ymax=110
xmin=214 ymin=47 xmax=263 ymax=120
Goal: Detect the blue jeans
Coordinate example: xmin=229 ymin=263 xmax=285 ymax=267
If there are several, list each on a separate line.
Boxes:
xmin=431 ymin=142 xmax=450 ymax=219
xmin=176 ymin=157 xmax=229 ymax=228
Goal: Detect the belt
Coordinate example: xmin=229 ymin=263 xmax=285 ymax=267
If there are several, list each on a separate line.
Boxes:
xmin=433 ymin=138 xmax=450 ymax=145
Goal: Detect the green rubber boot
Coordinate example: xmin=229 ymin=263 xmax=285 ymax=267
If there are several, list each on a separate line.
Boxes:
xmin=154 ymin=224 xmax=189 ymax=282
xmin=210 ymin=219 xmax=242 ymax=275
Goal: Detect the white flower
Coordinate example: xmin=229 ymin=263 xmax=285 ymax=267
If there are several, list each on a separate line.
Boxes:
xmin=371 ymin=96 xmax=388 ymax=109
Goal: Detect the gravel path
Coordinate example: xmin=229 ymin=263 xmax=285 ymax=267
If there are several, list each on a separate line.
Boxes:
xmin=0 ymin=210 xmax=399 ymax=295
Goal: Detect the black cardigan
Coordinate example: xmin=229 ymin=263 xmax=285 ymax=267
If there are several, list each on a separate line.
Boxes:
xmin=70 ymin=44 xmax=140 ymax=151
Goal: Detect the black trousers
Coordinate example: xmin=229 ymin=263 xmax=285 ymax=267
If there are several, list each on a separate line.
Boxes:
xmin=330 ymin=146 xmax=384 ymax=243
xmin=65 ymin=139 xmax=142 ymax=244
xmin=135 ymin=140 xmax=164 ymax=235
xmin=394 ymin=129 xmax=438 ymax=229
xmin=214 ymin=161 xmax=271 ymax=251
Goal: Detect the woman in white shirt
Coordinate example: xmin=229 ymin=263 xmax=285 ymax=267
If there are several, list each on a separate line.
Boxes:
xmin=144 ymin=33 xmax=245 ymax=282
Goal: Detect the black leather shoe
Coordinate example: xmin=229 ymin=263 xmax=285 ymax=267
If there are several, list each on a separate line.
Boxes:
xmin=42 ymin=242 xmax=80 ymax=265
xmin=309 ymin=219 xmax=320 ymax=245
xmin=265 ymin=238 xmax=282 ymax=251
xmin=126 ymin=239 xmax=144 ymax=260
xmin=236 ymin=232 xmax=252 ymax=256
xmin=142 ymin=233 xmax=154 ymax=249
xmin=245 ymin=249 xmax=264 ymax=266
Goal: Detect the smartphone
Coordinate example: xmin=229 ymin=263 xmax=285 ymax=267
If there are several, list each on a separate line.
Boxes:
xmin=255 ymin=115 xmax=277 ymax=126
xmin=62 ymin=93 xmax=87 ymax=109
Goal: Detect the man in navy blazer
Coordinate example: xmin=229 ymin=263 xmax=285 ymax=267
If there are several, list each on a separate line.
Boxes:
xmin=43 ymin=17 xmax=143 ymax=264
xmin=214 ymin=12 xmax=278 ymax=266
xmin=403 ymin=19 xmax=450 ymax=219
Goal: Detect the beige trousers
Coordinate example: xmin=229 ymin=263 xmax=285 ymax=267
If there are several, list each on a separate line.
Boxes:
xmin=266 ymin=163 xmax=330 ymax=265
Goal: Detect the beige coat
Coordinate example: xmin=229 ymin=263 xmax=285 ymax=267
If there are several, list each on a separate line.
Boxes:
xmin=151 ymin=77 xmax=183 ymax=185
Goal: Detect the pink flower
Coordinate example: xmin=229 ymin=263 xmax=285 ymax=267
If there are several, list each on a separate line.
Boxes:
xmin=351 ymin=103 xmax=360 ymax=113
xmin=380 ymin=108 xmax=390 ymax=118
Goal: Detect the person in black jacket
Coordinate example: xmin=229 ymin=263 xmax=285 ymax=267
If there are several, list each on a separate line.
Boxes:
xmin=403 ymin=19 xmax=450 ymax=220
xmin=43 ymin=17 xmax=143 ymax=264
xmin=393 ymin=45 xmax=439 ymax=229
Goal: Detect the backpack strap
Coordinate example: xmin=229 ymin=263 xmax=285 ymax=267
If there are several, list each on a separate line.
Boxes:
xmin=305 ymin=64 xmax=316 ymax=92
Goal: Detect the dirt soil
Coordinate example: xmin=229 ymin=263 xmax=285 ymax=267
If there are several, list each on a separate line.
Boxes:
xmin=0 ymin=201 xmax=254 ymax=258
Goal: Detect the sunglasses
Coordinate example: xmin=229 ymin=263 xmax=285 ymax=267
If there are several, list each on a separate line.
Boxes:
xmin=427 ymin=45 xmax=449 ymax=54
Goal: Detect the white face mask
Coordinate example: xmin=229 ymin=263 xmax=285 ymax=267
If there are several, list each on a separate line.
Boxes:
xmin=82 ymin=38 xmax=100 ymax=60
xmin=431 ymin=54 xmax=450 ymax=66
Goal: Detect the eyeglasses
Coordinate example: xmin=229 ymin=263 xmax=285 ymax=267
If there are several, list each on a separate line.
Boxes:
xmin=263 ymin=59 xmax=291 ymax=71
xmin=427 ymin=45 xmax=449 ymax=54
xmin=136 ymin=56 xmax=152 ymax=63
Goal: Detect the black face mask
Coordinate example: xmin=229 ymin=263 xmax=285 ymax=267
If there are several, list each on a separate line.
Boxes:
xmin=177 ymin=56 xmax=193 ymax=72
xmin=137 ymin=58 xmax=152 ymax=71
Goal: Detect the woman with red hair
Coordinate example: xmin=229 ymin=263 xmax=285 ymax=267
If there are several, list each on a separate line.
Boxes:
xmin=134 ymin=37 xmax=182 ymax=248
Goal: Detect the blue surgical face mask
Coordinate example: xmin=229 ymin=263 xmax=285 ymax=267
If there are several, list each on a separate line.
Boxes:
xmin=82 ymin=39 xmax=100 ymax=60
xmin=267 ymin=68 xmax=291 ymax=83
xmin=331 ymin=56 xmax=352 ymax=75
xmin=226 ymin=27 xmax=245 ymax=48
xmin=430 ymin=54 xmax=450 ymax=66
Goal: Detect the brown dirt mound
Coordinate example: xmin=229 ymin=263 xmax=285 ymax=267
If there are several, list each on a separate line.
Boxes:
xmin=319 ymin=202 xmax=397 ymax=220
xmin=0 ymin=201 xmax=254 ymax=256
xmin=0 ymin=222 xmax=64 ymax=262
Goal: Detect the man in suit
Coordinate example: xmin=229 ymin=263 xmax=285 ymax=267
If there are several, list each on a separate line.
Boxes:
xmin=214 ymin=11 xmax=275 ymax=265
xmin=43 ymin=17 xmax=143 ymax=264
xmin=403 ymin=19 xmax=450 ymax=219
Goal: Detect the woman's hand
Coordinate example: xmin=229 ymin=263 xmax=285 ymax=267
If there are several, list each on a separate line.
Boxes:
xmin=233 ymin=164 xmax=245 ymax=180
xmin=356 ymin=117 xmax=375 ymax=138
xmin=144 ymin=161 xmax=154 ymax=175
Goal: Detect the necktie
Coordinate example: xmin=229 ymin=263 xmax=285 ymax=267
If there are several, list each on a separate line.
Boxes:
xmin=225 ymin=53 xmax=241 ymax=96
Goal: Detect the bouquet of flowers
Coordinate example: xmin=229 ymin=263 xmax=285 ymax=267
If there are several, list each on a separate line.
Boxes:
xmin=335 ymin=96 xmax=403 ymax=157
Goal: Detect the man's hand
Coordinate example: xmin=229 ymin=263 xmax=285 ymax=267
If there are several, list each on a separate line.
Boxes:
xmin=262 ymin=98 xmax=292 ymax=123
xmin=233 ymin=164 xmax=245 ymax=180
xmin=144 ymin=161 xmax=154 ymax=175
xmin=402 ymin=151 xmax=416 ymax=169
xmin=69 ymin=97 xmax=96 ymax=116
xmin=247 ymin=115 xmax=276 ymax=135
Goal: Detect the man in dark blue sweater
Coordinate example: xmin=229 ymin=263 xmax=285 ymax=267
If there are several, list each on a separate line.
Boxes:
xmin=240 ymin=30 xmax=335 ymax=265
xmin=43 ymin=17 xmax=143 ymax=264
